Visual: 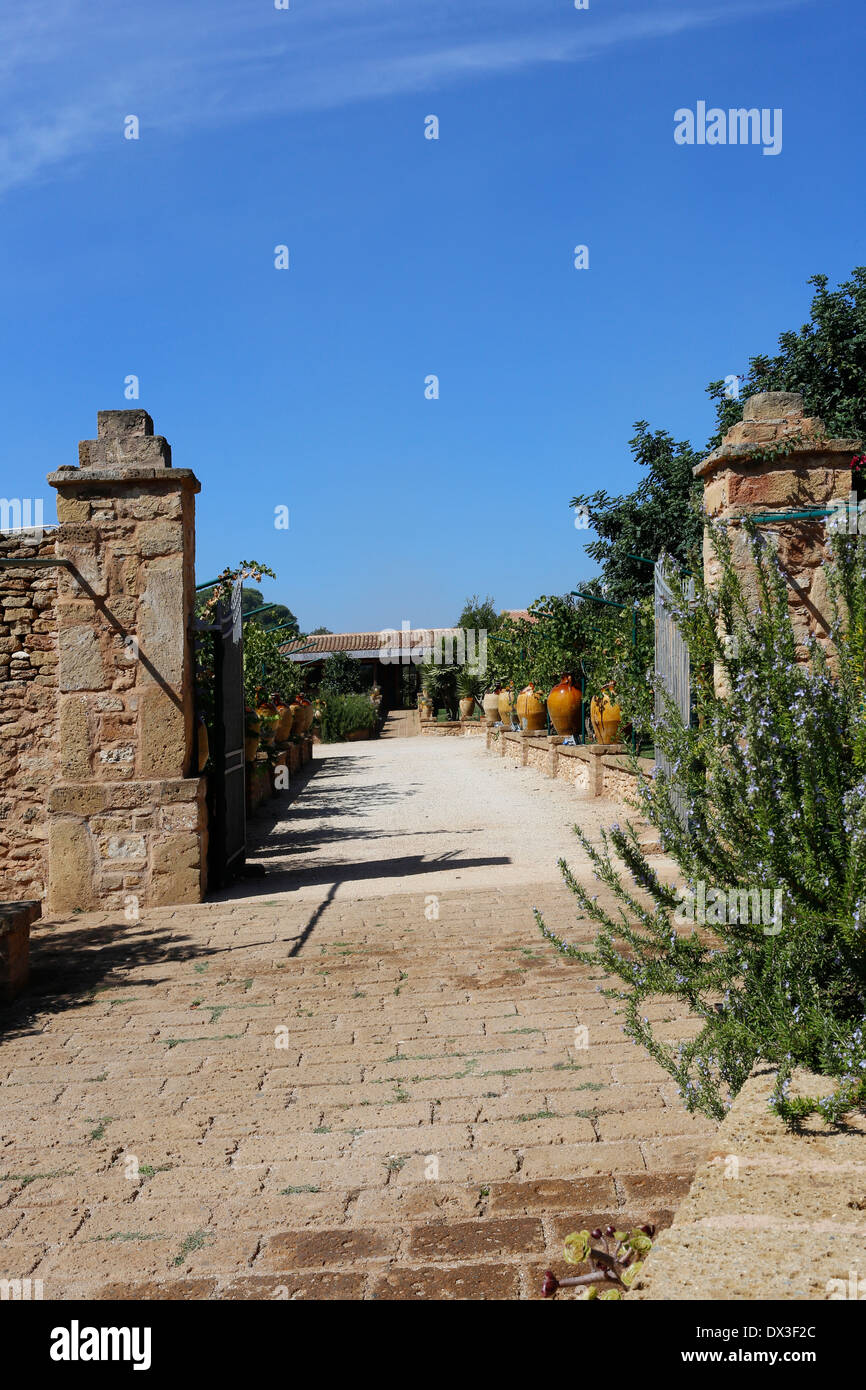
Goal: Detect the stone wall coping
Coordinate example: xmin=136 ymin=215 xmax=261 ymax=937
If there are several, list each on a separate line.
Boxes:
xmin=48 ymin=467 xmax=201 ymax=494
xmin=694 ymin=434 xmax=858 ymax=479
xmin=632 ymin=1063 xmax=866 ymax=1301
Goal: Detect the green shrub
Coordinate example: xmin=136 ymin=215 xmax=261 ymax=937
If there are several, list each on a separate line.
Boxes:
xmin=319 ymin=652 xmax=368 ymax=697
xmin=537 ymin=524 xmax=866 ymax=1127
xmin=319 ymin=694 xmax=379 ymax=743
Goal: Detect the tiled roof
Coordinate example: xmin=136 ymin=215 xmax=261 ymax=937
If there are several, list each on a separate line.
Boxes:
xmin=279 ymin=629 xmax=458 ymax=658
xmin=501 ymin=609 xmax=537 ymax=623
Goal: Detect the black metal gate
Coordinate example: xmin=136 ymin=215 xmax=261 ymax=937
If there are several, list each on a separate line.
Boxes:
xmin=208 ymin=580 xmax=247 ymax=888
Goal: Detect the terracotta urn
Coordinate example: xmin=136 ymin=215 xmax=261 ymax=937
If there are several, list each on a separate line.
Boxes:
xmin=273 ymin=696 xmax=294 ymax=743
xmin=482 ymin=690 xmax=500 ymax=726
xmin=516 ymin=683 xmax=545 ymax=732
xmin=196 ymin=713 xmax=210 ymax=772
xmin=419 ymin=694 xmax=434 ymax=721
xmin=244 ymin=706 xmax=261 ymax=763
xmin=547 ymin=674 xmax=582 ymax=736
xmin=590 ymin=684 xmax=623 ymax=744
xmin=459 ymin=696 xmax=475 ymax=720
xmin=497 ymin=687 xmax=515 ymax=728
xmin=297 ymin=699 xmax=315 ymax=735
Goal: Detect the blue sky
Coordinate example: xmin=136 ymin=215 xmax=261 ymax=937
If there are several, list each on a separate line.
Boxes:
xmin=0 ymin=0 xmax=861 ymax=631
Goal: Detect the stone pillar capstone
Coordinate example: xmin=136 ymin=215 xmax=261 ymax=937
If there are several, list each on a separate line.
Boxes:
xmin=695 ymin=392 xmax=859 ymax=658
xmin=46 ymin=410 xmax=206 ymax=912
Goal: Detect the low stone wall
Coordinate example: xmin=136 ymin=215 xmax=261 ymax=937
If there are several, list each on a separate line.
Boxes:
xmin=247 ymin=738 xmax=313 ymax=813
xmin=485 ymin=728 xmax=652 ymax=801
xmin=633 ymin=1065 xmax=866 ymax=1301
xmin=419 ymin=719 xmax=486 ymax=737
xmin=0 ymin=530 xmax=60 ymax=903
xmin=0 ymin=900 xmax=40 ymax=1002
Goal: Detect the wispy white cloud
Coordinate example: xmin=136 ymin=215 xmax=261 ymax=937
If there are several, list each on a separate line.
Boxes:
xmin=0 ymin=0 xmax=810 ymax=197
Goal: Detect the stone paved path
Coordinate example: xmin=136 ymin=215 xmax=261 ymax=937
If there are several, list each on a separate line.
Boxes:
xmin=0 ymin=738 xmax=717 ymax=1299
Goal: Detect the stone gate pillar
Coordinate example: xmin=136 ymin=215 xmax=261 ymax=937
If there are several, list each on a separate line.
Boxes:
xmin=695 ymin=392 xmax=858 ymax=657
xmin=46 ymin=410 xmax=206 ymax=912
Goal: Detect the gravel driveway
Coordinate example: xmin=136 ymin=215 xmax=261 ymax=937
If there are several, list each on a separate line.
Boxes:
xmin=239 ymin=734 xmax=641 ymax=904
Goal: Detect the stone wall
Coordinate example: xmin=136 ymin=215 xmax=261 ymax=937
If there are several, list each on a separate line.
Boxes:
xmin=485 ymin=728 xmax=652 ymax=801
xmin=419 ymin=719 xmax=486 ymax=737
xmin=0 ymin=530 xmax=60 ymax=901
xmin=696 ymin=391 xmax=858 ymax=658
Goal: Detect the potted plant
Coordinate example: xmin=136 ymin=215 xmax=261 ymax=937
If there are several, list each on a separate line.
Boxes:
xmin=457 ymin=669 xmax=480 ymax=720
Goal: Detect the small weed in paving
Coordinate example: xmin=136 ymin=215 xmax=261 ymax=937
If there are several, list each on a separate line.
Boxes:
xmin=87 ymin=1116 xmax=115 ymax=1142
xmin=137 ymin=1164 xmax=174 ymax=1180
xmin=171 ymin=1229 xmax=215 ymax=1267
xmin=89 ymin=1232 xmax=166 ymax=1244
xmin=160 ymin=1034 xmax=242 ymax=1048
xmin=281 ymin=1185 xmax=321 ymax=1195
xmin=384 ymin=1155 xmax=408 ymax=1173
xmin=0 ymin=1169 xmax=75 ymax=1186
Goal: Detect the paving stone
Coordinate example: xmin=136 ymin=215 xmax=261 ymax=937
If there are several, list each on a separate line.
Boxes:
xmin=371 ymin=1262 xmax=522 ymax=1300
xmin=1 ymin=741 xmax=711 ymax=1297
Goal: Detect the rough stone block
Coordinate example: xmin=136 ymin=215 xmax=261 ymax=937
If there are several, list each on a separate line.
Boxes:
xmin=55 ymin=495 xmax=90 ymax=523
xmin=59 ymin=696 xmax=92 ymax=780
xmin=139 ymin=556 xmax=186 ymax=688
xmin=139 ymin=688 xmax=188 ymax=779
xmin=48 ymin=818 xmax=95 ymax=912
xmin=151 ymin=833 xmax=201 ymax=875
xmin=150 ymin=865 xmax=202 ymax=906
xmin=58 ymin=624 xmax=106 ymax=692
xmin=48 ymin=785 xmax=106 ymax=815
xmin=742 ymin=391 xmax=803 ymax=422
xmin=139 ymin=520 xmax=184 ymax=559
xmin=97 ymin=410 xmax=154 ymax=440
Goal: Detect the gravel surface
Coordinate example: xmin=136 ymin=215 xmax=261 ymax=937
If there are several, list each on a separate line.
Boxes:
xmin=241 ymin=734 xmax=652 ymax=903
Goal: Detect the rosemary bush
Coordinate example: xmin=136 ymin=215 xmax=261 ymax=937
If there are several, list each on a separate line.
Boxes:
xmin=537 ymin=524 xmax=866 ymax=1125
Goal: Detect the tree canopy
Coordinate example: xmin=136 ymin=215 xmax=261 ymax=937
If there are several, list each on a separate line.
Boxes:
xmin=241 ymin=586 xmax=298 ymax=634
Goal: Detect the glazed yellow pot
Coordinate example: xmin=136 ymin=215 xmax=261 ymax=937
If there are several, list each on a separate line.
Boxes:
xmin=547 ymin=675 xmax=582 ymax=736
xmin=498 ymin=688 xmax=514 ymax=727
xmin=516 ymin=683 xmax=545 ymax=732
xmin=590 ymin=686 xmax=622 ymax=744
